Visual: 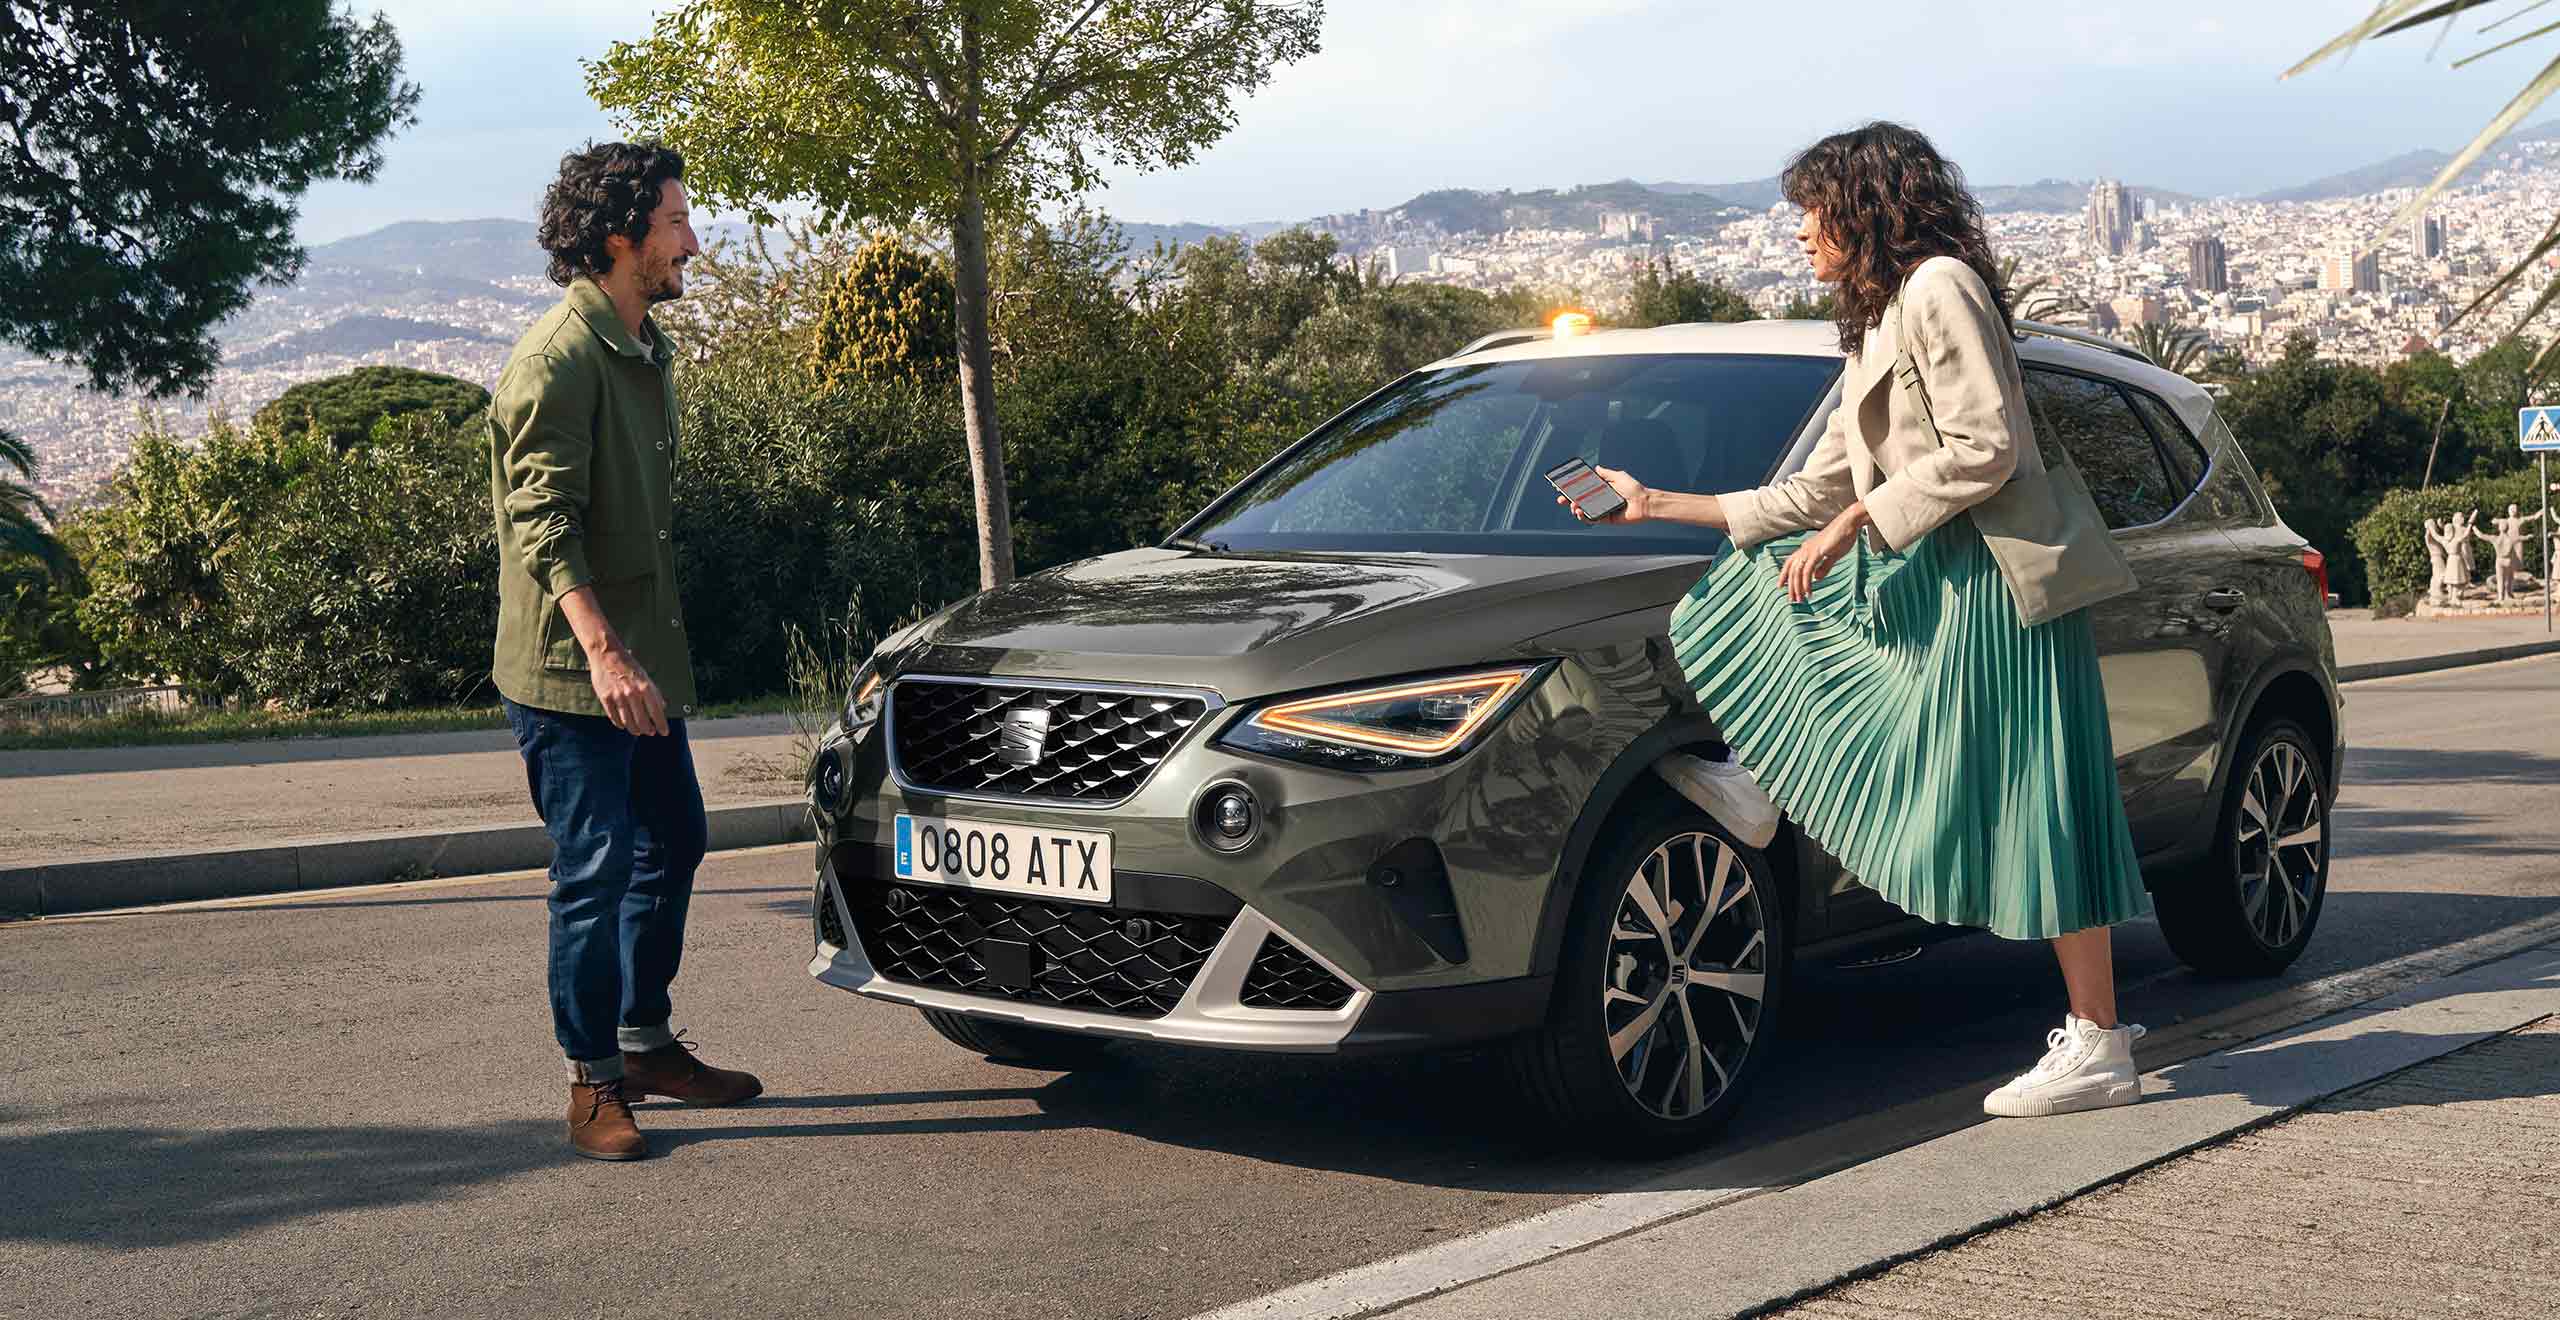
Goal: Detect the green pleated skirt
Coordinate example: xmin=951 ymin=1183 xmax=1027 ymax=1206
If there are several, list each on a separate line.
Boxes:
xmin=1669 ymin=513 xmax=2150 ymax=941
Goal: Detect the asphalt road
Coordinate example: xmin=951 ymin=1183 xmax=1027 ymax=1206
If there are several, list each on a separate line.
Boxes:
xmin=4 ymin=658 xmax=2555 ymax=1320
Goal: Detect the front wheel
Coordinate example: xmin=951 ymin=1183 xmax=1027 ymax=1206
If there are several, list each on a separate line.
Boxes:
xmin=2155 ymin=718 xmax=2331 ymax=977
xmin=919 ymin=1008 xmax=1119 ymax=1070
xmin=1509 ymin=795 xmax=1790 ymax=1156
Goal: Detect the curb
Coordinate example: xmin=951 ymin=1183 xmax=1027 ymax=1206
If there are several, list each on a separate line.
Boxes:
xmin=0 ymin=798 xmax=812 ymax=918
xmin=2334 ymin=636 xmax=2560 ymax=683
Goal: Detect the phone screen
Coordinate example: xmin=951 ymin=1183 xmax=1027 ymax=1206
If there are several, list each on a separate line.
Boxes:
xmin=1544 ymin=457 xmax=1625 ymax=520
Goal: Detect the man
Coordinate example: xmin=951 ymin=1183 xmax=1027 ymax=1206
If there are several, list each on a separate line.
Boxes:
xmin=490 ymin=141 xmax=761 ymax=1161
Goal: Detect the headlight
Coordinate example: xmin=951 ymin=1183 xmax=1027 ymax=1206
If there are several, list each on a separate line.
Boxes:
xmin=843 ymin=656 xmax=885 ymax=732
xmin=1215 ymin=664 xmax=1547 ymax=771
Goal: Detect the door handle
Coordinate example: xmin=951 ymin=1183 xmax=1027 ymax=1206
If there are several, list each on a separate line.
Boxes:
xmin=2201 ymin=588 xmax=2246 ymax=612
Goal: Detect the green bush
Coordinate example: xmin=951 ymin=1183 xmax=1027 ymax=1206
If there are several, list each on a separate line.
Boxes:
xmin=2351 ymin=471 xmax=2551 ymax=606
xmin=253 ymin=365 xmax=490 ymax=452
xmin=75 ymin=415 xmax=496 ymax=709
xmin=811 ymin=234 xmax=958 ymax=388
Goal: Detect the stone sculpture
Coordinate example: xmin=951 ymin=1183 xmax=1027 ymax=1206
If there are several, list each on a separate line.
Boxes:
xmin=2424 ymin=512 xmax=2481 ymax=607
xmin=2475 ymin=503 xmax=2547 ymax=605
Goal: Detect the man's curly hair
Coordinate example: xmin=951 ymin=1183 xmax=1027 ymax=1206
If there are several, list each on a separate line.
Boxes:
xmin=535 ymin=141 xmax=686 ymax=287
xmin=1781 ymin=122 xmax=2012 ymax=359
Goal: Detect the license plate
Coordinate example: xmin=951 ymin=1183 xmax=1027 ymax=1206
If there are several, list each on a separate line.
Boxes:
xmin=893 ymin=814 xmax=1112 ymax=904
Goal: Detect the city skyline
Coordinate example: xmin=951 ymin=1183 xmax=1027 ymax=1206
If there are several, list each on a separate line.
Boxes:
xmin=293 ymin=1 xmax=2549 ymax=243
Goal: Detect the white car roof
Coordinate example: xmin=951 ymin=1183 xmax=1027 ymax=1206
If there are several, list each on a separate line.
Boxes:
xmin=1425 ymin=319 xmax=2221 ymax=439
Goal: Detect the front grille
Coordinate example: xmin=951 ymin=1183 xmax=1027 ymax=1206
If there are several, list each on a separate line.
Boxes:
xmin=890 ymin=679 xmax=1210 ymax=803
xmin=815 ymin=877 xmax=848 ymax=949
xmin=845 ymin=879 xmax=1228 ymax=1018
xmin=1239 ymin=936 xmax=1356 ymax=1011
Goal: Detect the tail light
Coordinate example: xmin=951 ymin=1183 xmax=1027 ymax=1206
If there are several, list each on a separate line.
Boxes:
xmin=2302 ymin=548 xmax=2332 ymax=605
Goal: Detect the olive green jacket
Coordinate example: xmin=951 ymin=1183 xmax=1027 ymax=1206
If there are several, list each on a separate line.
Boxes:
xmin=487 ymin=278 xmax=699 ymax=719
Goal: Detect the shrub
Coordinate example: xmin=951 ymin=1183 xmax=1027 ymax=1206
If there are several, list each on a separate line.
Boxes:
xmin=2350 ymin=471 xmax=2551 ymax=606
xmin=253 ymin=365 xmax=490 ymax=452
xmin=811 ymin=234 xmax=958 ymax=388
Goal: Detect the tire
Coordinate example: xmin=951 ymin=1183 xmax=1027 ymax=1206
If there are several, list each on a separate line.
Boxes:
xmin=918 ymin=1008 xmax=1119 ymax=1070
xmin=2155 ymin=718 xmax=2331 ymax=978
xmin=1508 ymin=793 xmax=1790 ymax=1157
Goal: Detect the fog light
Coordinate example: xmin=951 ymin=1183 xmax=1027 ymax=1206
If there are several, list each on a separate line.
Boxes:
xmin=1193 ymin=780 xmax=1262 ymax=852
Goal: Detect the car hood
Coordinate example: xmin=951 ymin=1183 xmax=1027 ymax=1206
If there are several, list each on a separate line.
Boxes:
xmin=893 ymin=547 xmax=1713 ymax=702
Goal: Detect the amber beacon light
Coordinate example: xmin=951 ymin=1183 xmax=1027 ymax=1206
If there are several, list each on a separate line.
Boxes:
xmin=1550 ymin=310 xmax=1593 ymax=338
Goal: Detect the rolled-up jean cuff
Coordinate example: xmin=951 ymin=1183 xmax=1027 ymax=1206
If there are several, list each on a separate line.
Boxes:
xmin=567 ymin=1054 xmax=625 ymax=1083
xmin=619 ymin=1022 xmax=678 ymax=1053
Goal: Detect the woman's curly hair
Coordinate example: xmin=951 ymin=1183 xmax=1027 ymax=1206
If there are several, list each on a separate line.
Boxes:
xmin=1781 ymin=122 xmax=2011 ymax=359
xmin=535 ymin=141 xmax=686 ymax=287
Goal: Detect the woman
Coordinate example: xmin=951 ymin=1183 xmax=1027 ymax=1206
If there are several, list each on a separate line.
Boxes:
xmin=1570 ymin=122 xmax=2151 ymax=1117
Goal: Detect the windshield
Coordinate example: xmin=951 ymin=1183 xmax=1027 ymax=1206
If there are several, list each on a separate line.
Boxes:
xmin=1181 ymin=353 xmax=1841 ymax=555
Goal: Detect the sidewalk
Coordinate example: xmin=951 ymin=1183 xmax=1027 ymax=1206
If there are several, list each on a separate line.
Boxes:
xmin=1777 ymin=1016 xmax=2559 ymax=1319
xmin=1344 ymin=940 xmax=2560 ymax=1320
xmin=2327 ymin=606 xmax=2560 ymax=680
xmin=0 ymin=713 xmax=803 ymax=867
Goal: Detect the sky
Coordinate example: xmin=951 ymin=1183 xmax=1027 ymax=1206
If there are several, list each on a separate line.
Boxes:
xmin=295 ymin=0 xmax=2553 ymax=243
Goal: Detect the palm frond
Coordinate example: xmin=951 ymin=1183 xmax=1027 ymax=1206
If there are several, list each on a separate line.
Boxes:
xmin=2285 ymin=1 xmax=2484 ymax=78
xmin=0 ymin=430 xmax=34 ymax=480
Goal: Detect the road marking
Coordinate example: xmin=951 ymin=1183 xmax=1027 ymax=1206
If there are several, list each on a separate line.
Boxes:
xmin=0 ymin=842 xmax=814 ymax=927
xmin=1191 ymin=906 xmax=2560 ymax=1320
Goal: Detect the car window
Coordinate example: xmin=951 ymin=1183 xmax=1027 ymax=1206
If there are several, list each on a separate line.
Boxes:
xmin=1187 ymin=354 xmax=1840 ymax=556
xmin=2022 ymin=369 xmax=2177 ymax=529
xmin=2124 ymin=387 xmax=2210 ymax=498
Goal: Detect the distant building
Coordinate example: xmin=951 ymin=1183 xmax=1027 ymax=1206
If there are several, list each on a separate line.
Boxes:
xmin=1597 ymin=211 xmax=1657 ymax=242
xmin=2110 ymin=293 xmax=2167 ymax=328
xmin=1372 ymin=244 xmax=1433 ymax=279
xmin=2188 ymin=235 xmax=2229 ymax=294
xmin=2084 ymin=179 xmax=2138 ymax=256
xmin=2320 ymin=246 xmax=2380 ymax=293
xmin=2412 ymin=213 xmax=2445 ymax=260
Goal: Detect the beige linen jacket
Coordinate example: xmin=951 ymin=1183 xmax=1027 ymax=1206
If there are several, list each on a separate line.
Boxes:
xmin=1718 ymin=255 xmax=2042 ymax=553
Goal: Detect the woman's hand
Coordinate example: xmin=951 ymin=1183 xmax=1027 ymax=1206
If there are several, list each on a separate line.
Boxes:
xmin=1556 ymin=465 xmax=1652 ymax=523
xmin=1779 ymin=503 xmax=1870 ymax=603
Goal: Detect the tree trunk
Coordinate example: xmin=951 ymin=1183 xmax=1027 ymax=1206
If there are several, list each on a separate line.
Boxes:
xmin=950 ymin=176 xmax=1014 ymax=589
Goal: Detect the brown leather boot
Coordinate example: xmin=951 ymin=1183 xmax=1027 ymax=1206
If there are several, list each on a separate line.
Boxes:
xmin=622 ymin=1037 xmax=764 ymax=1107
xmin=567 ymin=1077 xmax=646 ymax=1161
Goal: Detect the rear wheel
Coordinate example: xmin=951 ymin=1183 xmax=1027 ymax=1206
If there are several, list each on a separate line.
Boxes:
xmin=919 ymin=1008 xmax=1119 ymax=1070
xmin=1510 ymin=795 xmax=1789 ymax=1156
xmin=2155 ymin=718 xmax=2330 ymax=977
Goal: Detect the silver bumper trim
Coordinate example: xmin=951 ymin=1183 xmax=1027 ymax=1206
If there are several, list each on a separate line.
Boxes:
xmin=806 ymin=876 xmax=1371 ymax=1053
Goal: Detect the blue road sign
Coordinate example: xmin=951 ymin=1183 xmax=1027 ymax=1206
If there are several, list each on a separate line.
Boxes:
xmin=2523 ymin=406 xmax=2560 ymax=451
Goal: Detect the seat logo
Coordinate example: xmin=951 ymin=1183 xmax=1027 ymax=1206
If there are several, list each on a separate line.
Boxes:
xmin=998 ymin=708 xmax=1053 ymax=765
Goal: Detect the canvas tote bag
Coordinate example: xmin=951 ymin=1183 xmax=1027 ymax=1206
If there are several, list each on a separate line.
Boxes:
xmin=1892 ymin=295 xmax=2138 ymax=627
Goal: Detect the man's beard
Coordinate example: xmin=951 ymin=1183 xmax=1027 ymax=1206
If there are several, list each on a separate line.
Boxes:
xmin=644 ymin=254 xmax=685 ymax=304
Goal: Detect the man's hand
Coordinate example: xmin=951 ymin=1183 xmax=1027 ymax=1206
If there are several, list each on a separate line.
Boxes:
xmin=1779 ymin=503 xmax=1870 ymax=603
xmin=1554 ymin=465 xmax=1653 ymax=524
xmin=559 ymin=585 xmax=670 ymax=735
xmin=589 ymin=645 xmax=668 ymax=736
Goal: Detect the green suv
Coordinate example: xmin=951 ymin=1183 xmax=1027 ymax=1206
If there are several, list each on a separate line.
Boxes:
xmin=805 ymin=318 xmax=2342 ymax=1152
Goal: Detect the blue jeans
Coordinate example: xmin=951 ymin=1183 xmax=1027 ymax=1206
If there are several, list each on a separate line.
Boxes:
xmin=503 ymin=697 xmax=709 ymax=1080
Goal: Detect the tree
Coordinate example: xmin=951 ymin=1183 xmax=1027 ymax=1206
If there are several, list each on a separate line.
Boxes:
xmin=1777 ymin=290 xmax=1838 ymax=321
xmin=588 ymin=0 xmax=1325 ymax=589
xmin=1623 ymin=255 xmax=1754 ymax=328
xmin=2129 ymin=321 xmax=2210 ymax=377
xmin=0 ymin=2 xmax=419 ymax=398
xmin=0 ymin=430 xmax=72 ymax=587
xmin=812 ymin=234 xmax=960 ymax=387
xmin=253 ymin=366 xmax=490 ymax=452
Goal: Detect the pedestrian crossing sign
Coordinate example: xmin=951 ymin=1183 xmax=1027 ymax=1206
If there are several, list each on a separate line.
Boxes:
xmin=2523 ymin=406 xmax=2560 ymax=451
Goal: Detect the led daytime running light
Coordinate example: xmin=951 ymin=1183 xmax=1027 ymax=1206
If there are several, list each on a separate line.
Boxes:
xmin=1251 ymin=671 xmax=1530 ymax=756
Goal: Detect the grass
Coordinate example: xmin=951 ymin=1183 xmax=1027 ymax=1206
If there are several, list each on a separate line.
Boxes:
xmin=0 ymin=692 xmax=798 ymax=752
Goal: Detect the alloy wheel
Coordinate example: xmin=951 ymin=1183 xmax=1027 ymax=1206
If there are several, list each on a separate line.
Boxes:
xmin=2235 ymin=739 xmax=2325 ymax=950
xmin=1601 ymin=831 xmax=1767 ymax=1121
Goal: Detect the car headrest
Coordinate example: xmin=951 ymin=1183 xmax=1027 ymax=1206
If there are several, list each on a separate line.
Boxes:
xmin=1593 ymin=416 xmax=1688 ymax=491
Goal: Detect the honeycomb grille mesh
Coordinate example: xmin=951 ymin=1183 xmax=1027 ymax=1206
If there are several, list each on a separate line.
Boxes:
xmin=845 ymin=880 xmax=1228 ymax=1018
xmin=1238 ymin=935 xmax=1356 ymax=1011
xmin=890 ymin=680 xmax=1209 ymax=803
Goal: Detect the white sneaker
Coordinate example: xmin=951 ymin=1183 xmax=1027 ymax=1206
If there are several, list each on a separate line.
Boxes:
xmin=1655 ymin=751 xmax=1779 ymax=849
xmin=1982 ymin=1015 xmax=2146 ymax=1117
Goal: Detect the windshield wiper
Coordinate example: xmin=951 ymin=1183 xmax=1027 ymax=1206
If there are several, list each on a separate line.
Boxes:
xmin=1162 ymin=535 xmax=1230 ymax=553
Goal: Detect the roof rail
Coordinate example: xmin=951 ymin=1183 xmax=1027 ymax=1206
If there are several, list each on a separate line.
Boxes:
xmin=1451 ymin=327 xmax=1553 ymax=357
xmin=2012 ymin=318 xmax=2154 ymax=366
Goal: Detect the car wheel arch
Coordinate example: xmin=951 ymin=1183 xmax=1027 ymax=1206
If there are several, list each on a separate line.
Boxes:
xmin=1527 ymin=715 xmax=1808 ymax=979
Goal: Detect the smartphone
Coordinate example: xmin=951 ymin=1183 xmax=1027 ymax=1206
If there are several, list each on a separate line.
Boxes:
xmin=1544 ymin=455 xmax=1626 ymax=522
